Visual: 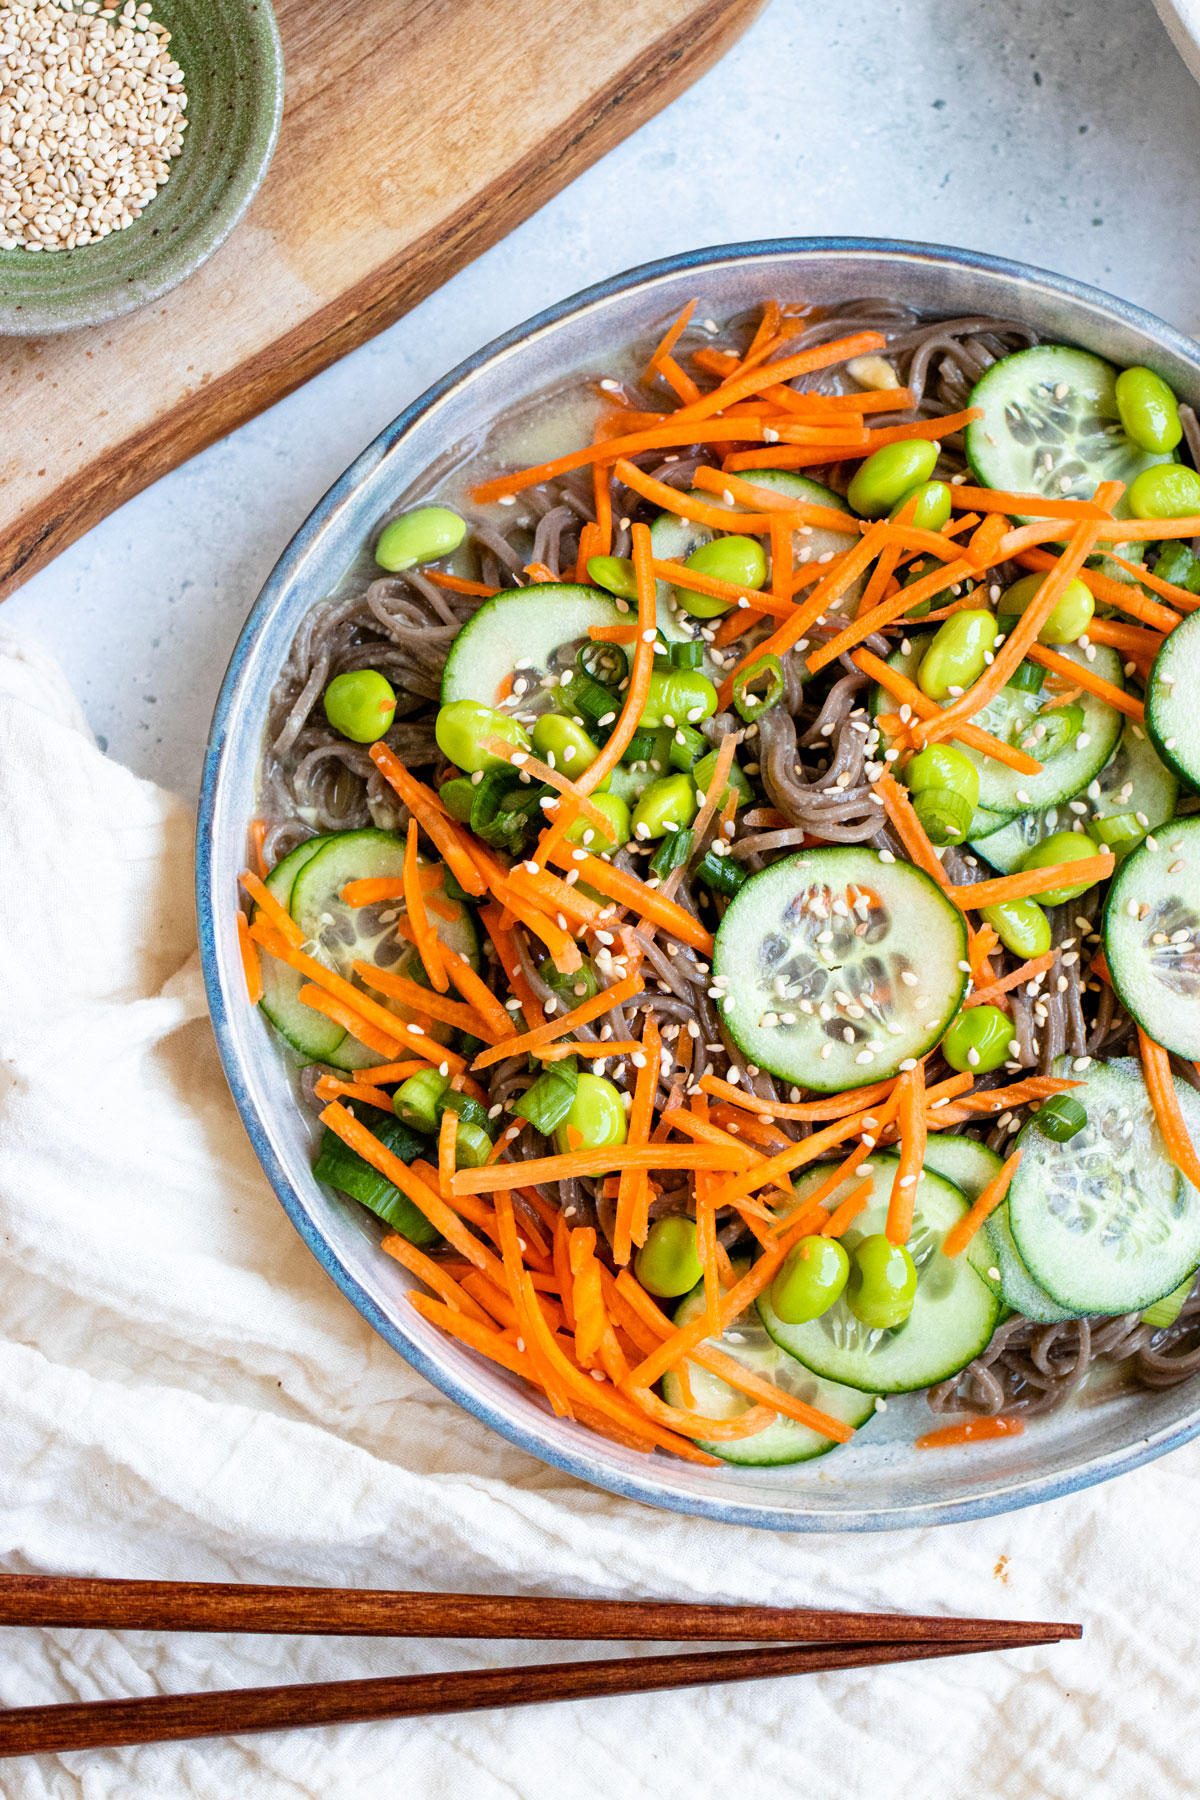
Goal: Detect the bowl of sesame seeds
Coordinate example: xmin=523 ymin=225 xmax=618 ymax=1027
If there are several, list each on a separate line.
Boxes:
xmin=0 ymin=0 xmax=282 ymax=333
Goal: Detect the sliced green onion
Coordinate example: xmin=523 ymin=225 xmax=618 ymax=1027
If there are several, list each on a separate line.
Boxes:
xmin=451 ymin=1119 xmax=494 ymax=1168
xmin=695 ymin=848 xmax=748 ymax=897
xmin=650 ymin=827 xmax=694 ymax=880
xmin=692 ymin=747 xmax=753 ymax=811
xmin=912 ymin=786 xmax=974 ymax=846
xmin=514 ymin=1056 xmax=580 ymax=1134
xmin=668 ymin=723 xmax=709 ymax=771
xmin=312 ymin=1105 xmax=439 ymax=1245
xmin=669 ymin=639 xmax=704 ymax=670
xmin=578 ymin=640 xmax=628 ymax=689
xmin=732 ymin=652 xmax=785 ymax=723
xmin=440 ymin=1088 xmax=494 ymax=1137
xmin=1142 ymin=1271 xmax=1198 ymax=1328
xmin=622 ymin=730 xmax=659 ymax=765
xmin=1035 ymin=1094 xmax=1088 ymax=1142
xmin=1005 ymin=658 xmax=1046 ymax=696
xmin=1093 ymin=811 xmax=1147 ymax=852
xmin=1032 ymin=701 xmax=1084 ymax=760
xmin=395 ymin=1068 xmax=452 ymax=1135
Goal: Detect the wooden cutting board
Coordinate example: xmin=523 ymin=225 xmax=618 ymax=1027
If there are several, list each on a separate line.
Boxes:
xmin=0 ymin=0 xmax=765 ymax=600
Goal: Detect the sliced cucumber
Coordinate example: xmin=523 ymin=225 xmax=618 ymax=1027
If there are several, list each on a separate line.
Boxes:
xmin=919 ymin=1132 xmax=1076 ymax=1319
xmin=1008 ymin=1057 xmax=1200 ymax=1313
xmin=1146 ymin=608 xmax=1200 ymax=790
xmin=711 ymin=469 xmax=867 ymax=619
xmin=289 ymin=829 xmax=480 ymax=1073
xmin=879 ymin=636 xmax=1124 ymax=820
xmin=757 ymin=1155 xmax=1002 ymax=1393
xmin=661 ymin=1287 xmax=877 ymax=1465
xmin=984 ymin=1200 xmax=1077 ymax=1324
xmin=712 ymin=847 xmax=968 ymax=1093
xmin=965 ymin=346 xmax=1173 ymax=518
xmin=440 ymin=584 xmax=626 ymax=709
xmin=971 ymin=718 xmax=1177 ymax=873
xmin=1104 ymin=816 xmax=1200 ymax=1059
xmin=256 ymin=836 xmax=344 ymax=1060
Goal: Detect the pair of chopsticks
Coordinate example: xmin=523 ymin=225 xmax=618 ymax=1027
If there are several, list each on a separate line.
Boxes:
xmin=0 ymin=1576 xmax=1081 ymax=1757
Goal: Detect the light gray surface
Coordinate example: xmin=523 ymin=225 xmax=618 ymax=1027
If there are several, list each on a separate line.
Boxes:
xmin=8 ymin=0 xmax=1200 ymax=798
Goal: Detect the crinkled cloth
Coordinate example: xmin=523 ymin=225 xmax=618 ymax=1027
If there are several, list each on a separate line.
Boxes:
xmin=0 ymin=624 xmax=1196 ymax=1799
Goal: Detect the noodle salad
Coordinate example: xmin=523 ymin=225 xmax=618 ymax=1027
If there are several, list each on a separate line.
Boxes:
xmin=237 ymin=297 xmax=1200 ymax=1468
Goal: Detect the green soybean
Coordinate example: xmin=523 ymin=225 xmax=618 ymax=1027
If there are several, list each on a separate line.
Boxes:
xmin=845 ymin=1235 xmax=918 ymax=1330
xmin=531 ymin=713 xmax=603 ymax=781
xmin=674 ymin=534 xmax=768 ymax=618
xmin=1127 ymin=463 xmax=1200 ymax=520
xmin=903 ymin=743 xmax=979 ymax=846
xmin=632 ymin=773 xmax=698 ymax=841
xmin=917 ymin=609 xmax=999 ymax=701
xmin=564 ymin=791 xmax=631 ymax=852
xmin=847 ymin=439 xmax=939 ymax=517
xmin=1019 ymin=829 xmax=1104 ymax=904
xmin=980 ymin=897 xmax=1052 ymax=959
xmin=375 ymin=506 xmax=466 ymax=571
xmin=941 ymin=1004 xmax=1014 ymax=1075
xmin=770 ymin=1235 xmax=850 ymax=1324
xmin=553 ymin=1073 xmax=628 ymax=1170
xmin=890 ymin=479 xmax=952 ymax=531
xmin=635 ymin=1216 xmax=704 ymax=1298
xmin=587 ymin=554 xmax=639 ymax=599
xmin=639 ymin=668 xmax=719 ymax=729
xmin=323 ymin=669 xmax=397 ymax=744
xmin=1115 ymin=366 xmax=1183 ymax=455
xmin=1000 ymin=572 xmax=1094 ymax=645
xmin=435 ymin=699 xmax=530 ymax=774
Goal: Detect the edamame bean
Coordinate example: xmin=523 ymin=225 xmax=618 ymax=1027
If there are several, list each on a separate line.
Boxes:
xmin=553 ymin=1073 xmax=628 ymax=1171
xmin=639 ymin=668 xmax=719 ymax=728
xmin=1115 ymin=366 xmax=1183 ymax=454
xmin=845 ymin=1235 xmax=918 ymax=1330
xmin=674 ymin=535 xmax=768 ymax=618
xmin=890 ymin=479 xmax=952 ymax=531
xmin=980 ymin=897 xmax=1052 ymax=959
xmin=564 ymin=791 xmax=631 ymax=852
xmin=941 ymin=1004 xmax=1013 ymax=1075
xmin=435 ymin=699 xmax=530 ymax=774
xmin=631 ymin=772 xmax=698 ymax=841
xmin=902 ymin=743 xmax=979 ymax=846
xmin=634 ymin=1215 xmax=704 ymax=1298
xmin=1127 ymin=463 xmax=1200 ymax=520
xmin=1019 ymin=829 xmax=1104 ymax=904
xmin=917 ymin=609 xmax=998 ymax=701
xmin=531 ymin=712 xmax=603 ymax=781
xmin=1000 ymin=572 xmax=1094 ymax=645
xmin=587 ymin=555 xmax=639 ymax=600
xmin=375 ymin=506 xmax=466 ymax=571
xmin=770 ymin=1235 xmax=850 ymax=1324
xmin=847 ymin=439 xmax=939 ymax=517
xmin=323 ymin=669 xmax=397 ymax=743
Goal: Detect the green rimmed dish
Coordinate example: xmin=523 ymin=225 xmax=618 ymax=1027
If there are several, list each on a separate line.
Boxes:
xmin=0 ymin=0 xmax=283 ymax=334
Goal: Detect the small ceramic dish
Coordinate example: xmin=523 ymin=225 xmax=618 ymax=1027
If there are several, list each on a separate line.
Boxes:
xmin=0 ymin=0 xmax=283 ymax=334
xmin=198 ymin=239 xmax=1200 ymax=1531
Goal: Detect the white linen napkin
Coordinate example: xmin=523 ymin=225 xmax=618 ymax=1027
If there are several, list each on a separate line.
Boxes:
xmin=0 ymin=621 xmax=1196 ymax=1800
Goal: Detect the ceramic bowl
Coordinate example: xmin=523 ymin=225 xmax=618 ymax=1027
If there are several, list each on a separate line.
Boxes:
xmin=0 ymin=0 xmax=283 ymax=334
xmin=198 ymin=239 xmax=1200 ymax=1531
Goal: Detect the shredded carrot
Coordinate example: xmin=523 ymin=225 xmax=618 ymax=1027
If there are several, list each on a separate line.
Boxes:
xmin=1025 ymin=643 xmax=1144 ymax=721
xmin=948 ymin=485 xmax=1109 ymax=522
xmin=592 ymin=453 xmax=613 ymax=557
xmin=248 ymin=819 xmax=268 ymax=880
xmin=504 ymin=862 xmax=606 ymax=931
xmin=851 ymin=649 xmax=1042 ymax=776
xmin=928 ymin=1076 xmax=1082 ymax=1128
xmin=1016 ymin=549 xmax=1183 ymax=630
xmin=471 ymin=969 xmax=644 ymax=1071
xmin=1094 ymin=514 xmax=1200 ymax=542
xmin=469 ymin=418 xmax=775 ymax=506
xmin=820 ymin=1177 xmax=874 ymax=1238
xmin=650 ymin=556 xmax=793 ymax=619
xmin=405 ymin=1295 xmax=543 ymax=1383
xmin=236 ymin=910 xmax=262 ymax=1003
xmin=368 ymin=744 xmax=486 ymax=898
xmin=670 ymin=329 xmax=886 ymax=423
xmin=480 ymin=904 xmax=543 ymax=1033
xmin=704 ymin=1108 xmax=878 ymax=1212
xmin=454 ymin=1143 xmax=745 ymax=1197
xmin=946 ymin=855 xmax=1113 ymax=911
xmin=658 ymin=1109 xmax=783 ymax=1212
xmin=312 ymin=1073 xmax=395 ymax=1112
xmin=381 ymin=1234 xmax=496 ymax=1327
xmin=538 ymin=1039 xmax=644 ymax=1062
xmin=885 ymin=1062 xmax=926 ymax=1245
xmin=423 ymin=572 xmax=499 ymax=599
xmin=611 ymin=457 xmax=781 ymax=536
xmin=614 ymin=1013 xmax=660 ymax=1265
xmin=916 ymin=1416 xmax=1025 ymax=1449
xmin=699 ymin=1071 xmax=897 ymax=1122
xmin=568 ymin=1227 xmax=608 ymax=1365
xmin=966 ymin=950 xmax=1059 ymax=1009
xmin=1139 ymin=1028 xmax=1200 ymax=1190
xmin=544 ymin=845 xmax=713 ymax=953
xmin=941 ymin=1148 xmax=1023 ymax=1258
xmin=483 ymin=741 xmax=616 ymax=840
xmin=642 ymin=298 xmax=697 ymax=384
xmin=1107 ymin=551 xmax=1200 ymax=614
xmin=435 ymin=1106 xmax=458 ymax=1198
xmin=622 ymin=1249 xmax=788 ymax=1393
xmin=238 ymin=868 xmax=305 ymax=948
xmin=1085 ymin=618 xmax=1164 ymax=664
xmin=874 ymin=773 xmax=955 ymax=892
xmin=439 ymin=945 xmax=518 ymax=1040
xmin=666 ymin=732 xmax=738 ymax=898
xmin=403 ymin=819 xmax=449 ymax=993
xmin=296 ymin=981 xmax=405 ymax=1060
xmin=337 ymin=1059 xmax=426 ymax=1085
xmin=691 ymin=465 xmax=869 ymax=536
xmin=766 ymin=406 xmax=982 ymax=452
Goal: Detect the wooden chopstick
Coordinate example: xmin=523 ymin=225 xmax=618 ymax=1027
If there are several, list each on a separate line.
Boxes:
xmin=0 ymin=1634 xmax=1072 ymax=1757
xmin=0 ymin=1576 xmax=1081 ymax=1645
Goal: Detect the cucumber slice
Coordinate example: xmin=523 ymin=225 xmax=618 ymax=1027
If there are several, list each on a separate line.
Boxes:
xmin=1146 ymin=608 xmax=1200 ymax=790
xmin=661 ymin=1288 xmax=878 ymax=1465
xmin=984 ymin=1200 xmax=1077 ymax=1324
xmin=256 ymin=836 xmax=345 ymax=1060
xmin=971 ymin=718 xmax=1177 ymax=873
xmin=919 ymin=1133 xmax=1076 ymax=1318
xmin=706 ymin=469 xmax=867 ymax=619
xmin=712 ymin=847 xmax=968 ymax=1093
xmin=440 ymin=584 xmax=627 ymax=709
xmin=1008 ymin=1056 xmax=1200 ymax=1313
xmin=965 ymin=346 xmax=1173 ymax=518
xmin=757 ymin=1155 xmax=1002 ymax=1392
xmin=289 ymin=829 xmax=480 ymax=1073
xmin=312 ymin=1108 xmax=439 ymax=1246
xmin=878 ymin=636 xmax=1124 ymax=820
xmin=1104 ymin=816 xmax=1200 ymax=1059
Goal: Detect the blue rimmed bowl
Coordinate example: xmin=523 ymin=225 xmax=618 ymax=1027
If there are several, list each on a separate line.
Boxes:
xmin=198 ymin=239 xmax=1200 ymax=1532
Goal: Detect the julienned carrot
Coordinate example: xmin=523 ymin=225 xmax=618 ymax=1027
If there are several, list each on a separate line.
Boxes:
xmin=659 ymin=1109 xmax=786 ymax=1213
xmin=821 ymin=1177 xmax=874 ymax=1238
xmin=454 ymin=1143 xmax=745 ymax=1195
xmin=1085 ymin=619 xmax=1166 ymax=661
xmin=767 ymin=406 xmax=982 ymax=451
xmin=488 ymin=882 xmax=582 ymax=976
xmin=568 ymin=1227 xmax=607 ymax=1366
xmin=928 ymin=1076 xmax=1082 ymax=1128
xmin=803 ymin=552 xmax=977 ymax=677
xmin=248 ymin=819 xmax=268 ymax=880
xmin=407 ymin=1294 xmax=540 ymax=1382
xmin=665 ymin=732 xmax=738 ymax=899
xmin=874 ymin=772 xmax=955 ymax=893
xmin=705 ymin=1108 xmax=876 ymax=1212
xmin=423 ymin=571 xmax=500 ymax=598
xmin=1138 ymin=1028 xmax=1200 ymax=1190
xmin=1107 ymin=551 xmax=1200 ymax=614
xmin=851 ymin=649 xmax=1043 ymax=776
xmin=965 ymin=950 xmax=1059 ymax=1009
xmin=438 ymin=1107 xmax=459 ymax=1198
xmin=642 ymin=298 xmax=697 ymax=382
xmin=238 ymin=868 xmax=305 ymax=948
xmin=915 ymin=1416 xmax=1025 ymax=1449
xmin=1095 ymin=515 xmax=1200 ymax=541
xmin=313 ymin=1072 xmax=395 ymax=1112
xmin=1015 ymin=549 xmax=1183 ymax=631
xmin=946 ymin=856 xmax=1113 ymax=911
xmin=295 ymin=983 xmax=402 ymax=1059
xmin=768 ymin=1141 xmax=873 ymax=1239
xmin=480 ymin=904 xmax=543 ymax=1033
xmin=624 ymin=1245 xmax=788 ymax=1392
xmin=650 ymin=556 xmax=794 ymax=619
xmin=947 ymin=485 xmax=1109 ymax=521
xmin=404 ymin=818 xmax=449 ymax=993
xmin=504 ymin=862 xmax=606 ymax=930
xmin=690 ymin=464 xmax=869 ymax=536
xmin=440 ymin=945 xmax=518 ymax=1040
xmin=941 ymin=1149 xmax=1024 ymax=1259
xmin=613 ymin=1014 xmax=661 ymax=1266
xmin=670 ymin=329 xmax=886 ymax=423
xmin=625 ymin=1384 xmax=773 ymax=1445
xmin=338 ymin=1059 xmax=427 ymax=1085
xmin=538 ymin=1039 xmax=644 ymax=1062
xmin=368 ymin=744 xmax=487 ymax=899
xmin=611 ymin=458 xmax=781 ymax=536
xmin=471 ymin=969 xmax=644 ymax=1071
xmin=381 ymin=1235 xmax=496 ymax=1327
xmin=545 ymin=846 xmax=713 ymax=953
xmin=354 ymin=961 xmax=496 ymax=1041
xmin=1025 ymin=644 xmax=1145 ymax=721
xmin=236 ymin=910 xmax=262 ymax=1003
xmin=886 ymin=1062 xmax=926 ymax=1245
xmin=483 ymin=741 xmax=616 ymax=839
xmin=468 ymin=418 xmax=776 ymax=505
